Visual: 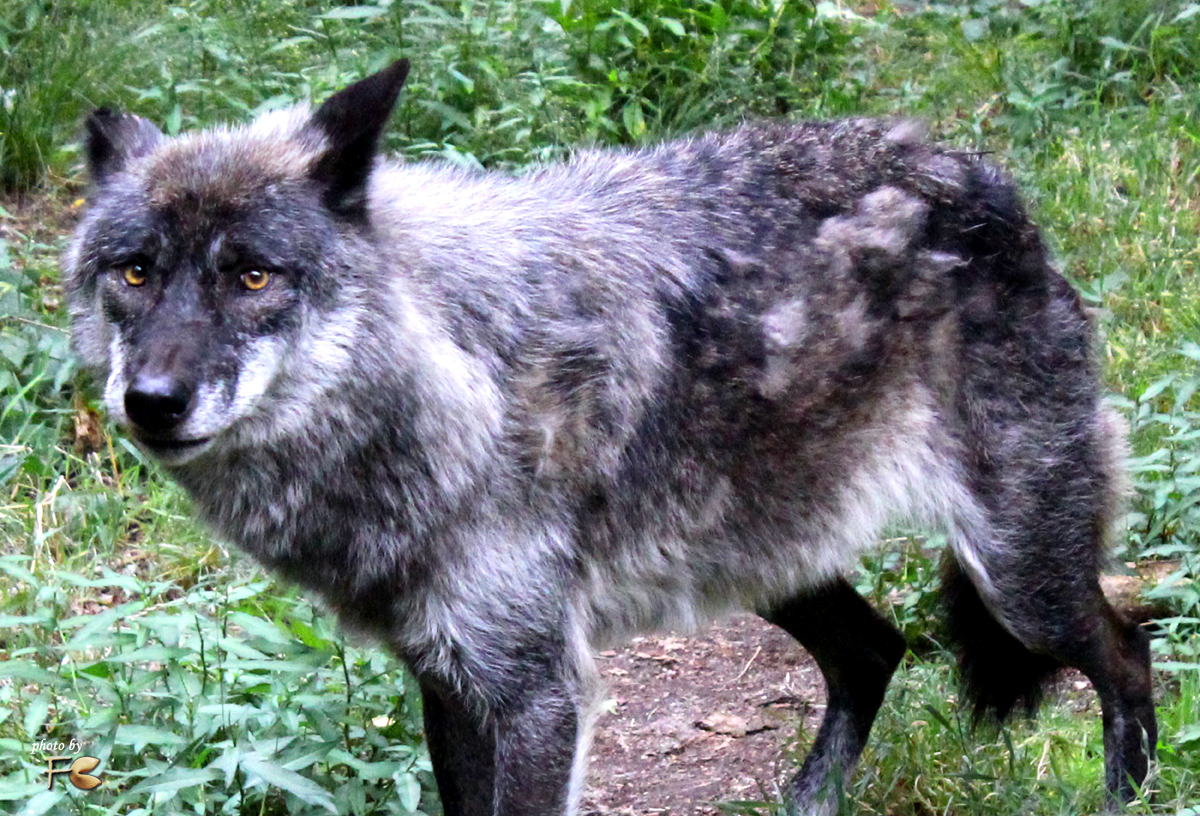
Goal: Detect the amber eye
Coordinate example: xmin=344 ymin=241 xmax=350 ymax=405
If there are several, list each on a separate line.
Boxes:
xmin=121 ymin=264 xmax=147 ymax=287
xmin=240 ymin=269 xmax=270 ymax=291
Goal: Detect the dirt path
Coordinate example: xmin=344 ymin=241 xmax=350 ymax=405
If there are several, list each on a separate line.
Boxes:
xmin=582 ymin=614 xmax=823 ymax=815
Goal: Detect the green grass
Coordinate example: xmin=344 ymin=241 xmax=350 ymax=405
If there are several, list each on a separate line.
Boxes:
xmin=845 ymin=658 xmax=1200 ymax=815
xmin=2 ymin=1 xmax=1200 ymax=813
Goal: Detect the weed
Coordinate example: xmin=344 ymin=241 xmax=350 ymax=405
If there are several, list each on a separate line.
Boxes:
xmin=0 ymin=561 xmax=429 ymax=815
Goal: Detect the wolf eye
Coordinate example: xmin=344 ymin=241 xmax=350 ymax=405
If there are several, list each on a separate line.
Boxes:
xmin=120 ymin=263 xmax=147 ymax=287
xmin=240 ymin=269 xmax=271 ymax=291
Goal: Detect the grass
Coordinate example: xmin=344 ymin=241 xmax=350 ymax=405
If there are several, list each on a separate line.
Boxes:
xmin=848 ymin=659 xmax=1200 ymax=815
xmin=1 ymin=0 xmax=1200 ymax=813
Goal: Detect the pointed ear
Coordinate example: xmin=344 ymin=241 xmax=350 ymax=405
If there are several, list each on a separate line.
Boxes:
xmin=84 ymin=108 xmax=164 ymax=185
xmin=309 ymin=59 xmax=411 ymax=216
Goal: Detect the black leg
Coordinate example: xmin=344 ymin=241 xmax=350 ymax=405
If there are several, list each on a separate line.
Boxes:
xmin=421 ymin=681 xmax=497 ymax=816
xmin=1061 ymin=601 xmax=1157 ymax=805
xmin=761 ymin=578 xmax=907 ymax=814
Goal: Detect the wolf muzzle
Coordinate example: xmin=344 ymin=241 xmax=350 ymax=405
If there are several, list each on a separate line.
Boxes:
xmin=121 ymin=326 xmax=211 ymax=455
xmin=125 ymin=372 xmax=195 ymax=432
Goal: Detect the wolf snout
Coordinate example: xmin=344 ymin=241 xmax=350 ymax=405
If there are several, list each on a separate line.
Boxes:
xmin=125 ymin=373 xmax=195 ymax=432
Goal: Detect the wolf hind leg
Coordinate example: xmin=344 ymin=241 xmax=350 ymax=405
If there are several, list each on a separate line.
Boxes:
xmin=946 ymin=495 xmax=1156 ymax=805
xmin=761 ymin=578 xmax=907 ymax=815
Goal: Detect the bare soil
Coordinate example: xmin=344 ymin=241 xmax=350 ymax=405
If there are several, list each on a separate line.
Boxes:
xmin=581 ymin=614 xmax=824 ymax=815
xmin=578 ymin=609 xmax=1123 ymax=816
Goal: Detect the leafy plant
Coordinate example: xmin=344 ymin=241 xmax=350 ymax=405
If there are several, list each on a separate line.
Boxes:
xmin=0 ymin=225 xmax=73 ymax=491
xmin=0 ymin=563 xmax=430 ymax=816
xmin=1123 ymin=347 xmax=1200 ymax=562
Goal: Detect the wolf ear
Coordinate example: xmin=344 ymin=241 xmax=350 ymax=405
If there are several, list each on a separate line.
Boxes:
xmin=84 ymin=109 xmax=164 ymax=185
xmin=308 ymin=59 xmax=411 ymax=217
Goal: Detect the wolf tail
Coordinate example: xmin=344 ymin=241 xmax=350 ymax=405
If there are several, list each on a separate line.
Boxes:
xmin=940 ymin=554 xmax=1062 ymax=723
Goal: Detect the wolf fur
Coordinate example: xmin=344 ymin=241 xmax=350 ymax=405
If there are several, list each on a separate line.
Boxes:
xmin=65 ymin=60 xmax=1156 ymax=815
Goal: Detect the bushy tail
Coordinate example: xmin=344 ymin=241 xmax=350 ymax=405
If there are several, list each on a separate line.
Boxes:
xmin=941 ymin=555 xmax=1062 ymax=723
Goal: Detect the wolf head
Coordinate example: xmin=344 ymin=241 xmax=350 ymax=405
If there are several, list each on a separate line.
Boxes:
xmin=64 ymin=61 xmax=411 ymax=466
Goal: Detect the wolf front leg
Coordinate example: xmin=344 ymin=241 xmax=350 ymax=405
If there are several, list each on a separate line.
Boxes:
xmin=420 ymin=676 xmax=587 ymax=816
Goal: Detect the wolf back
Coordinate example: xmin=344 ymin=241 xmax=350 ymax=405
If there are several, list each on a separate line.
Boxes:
xmin=65 ymin=61 xmax=1156 ymax=815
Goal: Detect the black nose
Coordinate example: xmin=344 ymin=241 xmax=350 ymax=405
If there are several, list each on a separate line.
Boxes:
xmin=125 ymin=374 xmax=194 ymax=432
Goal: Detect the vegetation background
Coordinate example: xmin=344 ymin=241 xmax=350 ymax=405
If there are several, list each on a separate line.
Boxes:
xmin=0 ymin=0 xmax=1198 ymax=813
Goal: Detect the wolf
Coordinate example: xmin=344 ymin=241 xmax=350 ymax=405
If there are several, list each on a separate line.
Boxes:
xmin=65 ymin=59 xmax=1156 ymax=815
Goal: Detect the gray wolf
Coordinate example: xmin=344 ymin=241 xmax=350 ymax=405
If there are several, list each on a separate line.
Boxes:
xmin=65 ymin=59 xmax=1156 ymax=814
